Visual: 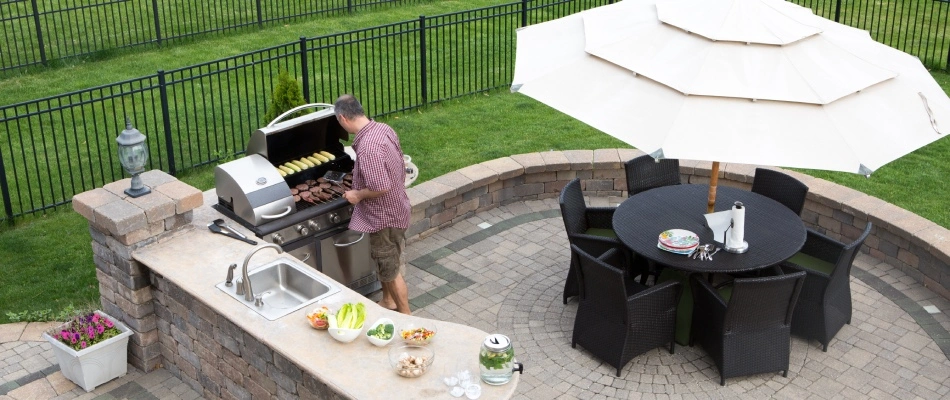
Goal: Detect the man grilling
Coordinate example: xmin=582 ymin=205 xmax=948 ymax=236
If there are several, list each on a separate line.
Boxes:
xmin=334 ymin=94 xmax=412 ymax=315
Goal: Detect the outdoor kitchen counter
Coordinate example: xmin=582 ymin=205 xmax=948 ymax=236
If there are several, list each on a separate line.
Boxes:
xmin=132 ymin=190 xmax=519 ymax=399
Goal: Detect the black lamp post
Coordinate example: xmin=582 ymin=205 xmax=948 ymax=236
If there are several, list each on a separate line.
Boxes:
xmin=116 ymin=117 xmax=151 ymax=197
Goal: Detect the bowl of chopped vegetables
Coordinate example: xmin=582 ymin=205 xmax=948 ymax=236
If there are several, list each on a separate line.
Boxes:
xmin=366 ymin=318 xmax=395 ymax=347
xmin=305 ymin=305 xmax=332 ymax=330
xmin=400 ymin=322 xmax=437 ymax=345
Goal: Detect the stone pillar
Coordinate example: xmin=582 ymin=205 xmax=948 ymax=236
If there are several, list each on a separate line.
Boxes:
xmin=71 ymin=170 xmax=202 ymax=372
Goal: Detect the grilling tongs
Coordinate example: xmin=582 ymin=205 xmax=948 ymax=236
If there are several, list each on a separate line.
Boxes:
xmin=208 ymin=223 xmax=257 ymax=245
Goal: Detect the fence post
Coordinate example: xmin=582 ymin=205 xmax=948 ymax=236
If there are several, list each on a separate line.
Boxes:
xmin=151 ymin=0 xmax=163 ymax=45
xmin=157 ymin=71 xmax=177 ymax=176
xmin=29 ymin=0 xmax=47 ymax=66
xmin=256 ymin=0 xmax=263 ymax=29
xmin=300 ymin=37 xmax=310 ymax=103
xmin=419 ymin=16 xmax=427 ymax=106
xmin=0 ymin=146 xmax=13 ymax=223
xmin=347 ymin=0 xmax=353 ymax=14
xmin=521 ymin=0 xmax=528 ymax=28
xmin=834 ymin=0 xmax=842 ymax=22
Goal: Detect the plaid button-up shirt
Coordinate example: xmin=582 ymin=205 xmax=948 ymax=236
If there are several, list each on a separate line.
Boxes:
xmin=348 ymin=120 xmax=411 ymax=233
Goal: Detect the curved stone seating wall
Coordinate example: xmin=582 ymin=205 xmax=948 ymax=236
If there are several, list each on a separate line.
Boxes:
xmin=404 ymin=148 xmax=950 ymax=301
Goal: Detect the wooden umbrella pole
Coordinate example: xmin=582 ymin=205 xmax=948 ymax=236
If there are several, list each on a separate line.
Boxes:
xmin=707 ymin=161 xmax=720 ymax=213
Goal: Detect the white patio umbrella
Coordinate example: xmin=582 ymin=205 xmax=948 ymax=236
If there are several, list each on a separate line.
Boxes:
xmin=512 ymin=0 xmax=950 ymax=211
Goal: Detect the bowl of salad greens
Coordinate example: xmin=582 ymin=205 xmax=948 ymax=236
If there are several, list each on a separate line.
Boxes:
xmin=366 ymin=318 xmax=396 ymax=347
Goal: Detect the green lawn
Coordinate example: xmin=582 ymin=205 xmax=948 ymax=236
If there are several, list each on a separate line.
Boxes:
xmin=3 ymin=80 xmax=950 ymax=323
xmin=1 ymin=0 xmax=949 ymax=324
xmin=0 ymin=0 xmax=513 ymax=106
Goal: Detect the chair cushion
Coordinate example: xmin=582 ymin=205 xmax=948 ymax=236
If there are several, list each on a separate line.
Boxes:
xmin=787 ymin=252 xmax=834 ymax=275
xmin=585 ymin=228 xmax=617 ymax=239
xmin=658 ymin=268 xmax=691 ymax=345
xmin=718 ymin=283 xmax=733 ymax=303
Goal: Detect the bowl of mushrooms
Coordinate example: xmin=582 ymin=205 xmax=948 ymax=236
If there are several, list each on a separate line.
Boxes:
xmin=388 ymin=345 xmax=434 ymax=378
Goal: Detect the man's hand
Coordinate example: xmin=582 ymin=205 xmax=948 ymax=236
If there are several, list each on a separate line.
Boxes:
xmin=343 ymin=190 xmax=361 ymax=204
xmin=344 ymin=188 xmax=388 ymax=204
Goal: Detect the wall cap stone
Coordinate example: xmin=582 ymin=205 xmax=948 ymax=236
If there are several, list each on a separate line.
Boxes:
xmin=483 ymin=156 xmax=525 ymax=180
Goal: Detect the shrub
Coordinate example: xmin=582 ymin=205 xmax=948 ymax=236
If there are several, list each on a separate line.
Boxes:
xmin=263 ymin=69 xmax=309 ymax=125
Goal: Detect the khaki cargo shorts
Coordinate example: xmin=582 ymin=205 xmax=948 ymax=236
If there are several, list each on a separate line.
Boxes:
xmin=369 ymin=227 xmax=407 ymax=283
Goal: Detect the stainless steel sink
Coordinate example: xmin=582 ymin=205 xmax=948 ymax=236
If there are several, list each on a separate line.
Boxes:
xmin=216 ymin=257 xmax=341 ymax=320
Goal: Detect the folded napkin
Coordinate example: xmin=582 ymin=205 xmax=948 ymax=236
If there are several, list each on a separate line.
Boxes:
xmin=704 ymin=210 xmax=732 ymax=244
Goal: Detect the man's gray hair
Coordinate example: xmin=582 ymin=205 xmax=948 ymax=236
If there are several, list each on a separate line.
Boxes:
xmin=334 ymin=94 xmax=365 ymax=119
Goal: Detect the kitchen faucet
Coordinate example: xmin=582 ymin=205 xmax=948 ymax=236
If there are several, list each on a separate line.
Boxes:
xmin=240 ymin=243 xmax=283 ymax=302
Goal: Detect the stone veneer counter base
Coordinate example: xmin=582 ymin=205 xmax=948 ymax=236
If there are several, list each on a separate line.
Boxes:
xmin=131 ymin=191 xmax=518 ymax=399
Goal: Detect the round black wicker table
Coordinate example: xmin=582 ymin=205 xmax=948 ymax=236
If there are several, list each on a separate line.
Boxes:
xmin=613 ymin=184 xmax=806 ymax=274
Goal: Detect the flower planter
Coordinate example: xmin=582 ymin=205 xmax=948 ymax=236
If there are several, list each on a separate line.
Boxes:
xmin=42 ymin=311 xmax=133 ymax=392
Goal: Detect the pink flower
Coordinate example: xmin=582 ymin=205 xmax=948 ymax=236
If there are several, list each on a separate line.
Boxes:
xmin=55 ymin=312 xmax=122 ymax=351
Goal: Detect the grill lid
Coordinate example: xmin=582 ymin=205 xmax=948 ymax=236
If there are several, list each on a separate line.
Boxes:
xmin=248 ymin=105 xmax=348 ymax=165
xmin=214 ymin=154 xmax=295 ymax=226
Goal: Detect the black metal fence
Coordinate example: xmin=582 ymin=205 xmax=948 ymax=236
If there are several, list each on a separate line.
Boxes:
xmin=0 ymin=0 xmax=417 ymax=72
xmin=0 ymin=0 xmax=949 ymax=222
xmin=793 ymin=0 xmax=950 ymax=68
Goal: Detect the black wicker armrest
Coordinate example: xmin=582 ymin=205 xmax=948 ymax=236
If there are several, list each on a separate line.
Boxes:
xmin=781 ymin=262 xmax=830 ymax=279
xmin=626 ymin=280 xmax=681 ymax=321
xmin=628 ymin=280 xmax=680 ymax=303
xmin=798 ymin=228 xmax=846 ymax=264
xmin=587 ymin=207 xmax=617 ymax=229
xmin=691 ymin=275 xmax=728 ymax=311
xmin=690 ymin=275 xmax=727 ymax=335
xmin=570 ymin=234 xmax=622 ymax=256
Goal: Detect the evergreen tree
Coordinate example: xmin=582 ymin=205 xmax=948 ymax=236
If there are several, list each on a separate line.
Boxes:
xmin=263 ymin=69 xmax=308 ymax=124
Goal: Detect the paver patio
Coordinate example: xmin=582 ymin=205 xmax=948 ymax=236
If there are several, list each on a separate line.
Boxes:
xmin=2 ymin=196 xmax=949 ymax=399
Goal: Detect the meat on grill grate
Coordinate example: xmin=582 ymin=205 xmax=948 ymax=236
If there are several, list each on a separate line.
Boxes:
xmin=292 ymin=173 xmax=352 ymax=204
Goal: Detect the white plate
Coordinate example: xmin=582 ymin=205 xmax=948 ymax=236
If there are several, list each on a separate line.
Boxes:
xmin=658 ymin=229 xmax=700 ymax=249
xmin=657 ymin=242 xmax=698 ymax=255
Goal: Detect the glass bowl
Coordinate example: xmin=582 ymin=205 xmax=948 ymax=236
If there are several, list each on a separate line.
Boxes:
xmin=388 ymin=345 xmax=434 ymax=378
xmin=399 ymin=322 xmax=437 ymax=345
xmin=305 ymin=305 xmax=332 ymax=330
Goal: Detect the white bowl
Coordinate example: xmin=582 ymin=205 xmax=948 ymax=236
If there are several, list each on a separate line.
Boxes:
xmin=365 ymin=318 xmax=396 ymax=347
xmin=328 ymin=326 xmax=362 ymax=343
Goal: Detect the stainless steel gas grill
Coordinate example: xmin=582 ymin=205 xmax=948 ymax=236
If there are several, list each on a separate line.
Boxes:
xmin=213 ymin=104 xmax=381 ymax=296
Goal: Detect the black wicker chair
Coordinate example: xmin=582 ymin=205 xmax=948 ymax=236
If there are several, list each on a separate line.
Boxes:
xmin=750 ymin=168 xmax=809 ymax=215
xmin=689 ymin=271 xmax=805 ymax=386
xmin=624 ymin=155 xmax=681 ymax=197
xmin=571 ymin=245 xmax=681 ymax=376
xmin=559 ymin=178 xmax=645 ymax=303
xmin=781 ymin=222 xmax=872 ymax=351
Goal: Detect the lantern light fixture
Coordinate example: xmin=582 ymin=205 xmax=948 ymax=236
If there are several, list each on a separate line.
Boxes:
xmin=115 ymin=117 xmax=151 ymax=198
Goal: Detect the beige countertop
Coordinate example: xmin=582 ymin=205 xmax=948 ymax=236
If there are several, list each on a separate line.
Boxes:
xmin=133 ymin=191 xmax=518 ymax=399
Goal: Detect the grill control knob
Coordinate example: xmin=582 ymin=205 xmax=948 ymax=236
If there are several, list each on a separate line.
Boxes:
xmin=296 ymin=225 xmax=310 ymax=236
xmin=307 ymin=220 xmax=320 ymax=232
xmin=328 ymin=212 xmax=341 ymax=224
xmin=272 ymin=233 xmax=284 ymax=245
